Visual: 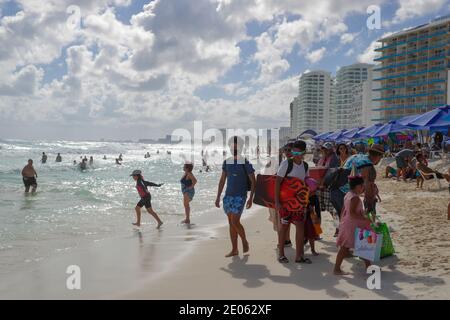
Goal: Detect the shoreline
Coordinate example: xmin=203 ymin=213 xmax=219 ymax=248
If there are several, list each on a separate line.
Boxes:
xmin=1 ymin=155 xmax=449 ymax=299
xmin=121 ymin=172 xmax=450 ymax=300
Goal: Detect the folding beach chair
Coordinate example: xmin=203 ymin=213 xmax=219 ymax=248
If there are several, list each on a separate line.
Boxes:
xmin=430 ymin=150 xmax=443 ymax=160
xmin=418 ymin=169 xmax=444 ymax=191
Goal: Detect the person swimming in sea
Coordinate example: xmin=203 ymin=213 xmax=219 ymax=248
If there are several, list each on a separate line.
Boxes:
xmin=41 ymin=152 xmax=47 ymax=164
xmin=103 ymin=155 xmax=107 ymax=160
xmin=55 ymin=153 xmax=62 ymax=162
xmin=115 ymin=158 xmax=122 ymax=165
xmin=79 ymin=158 xmax=87 ymax=170
xmin=180 ymin=163 xmax=197 ymax=224
xmin=89 ymin=156 xmax=94 ymax=166
xmin=130 ymin=170 xmax=164 ymax=229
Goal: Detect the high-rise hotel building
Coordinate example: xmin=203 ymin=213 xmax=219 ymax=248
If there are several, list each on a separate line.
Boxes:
xmin=373 ymin=15 xmax=450 ymax=122
xmin=291 ymin=70 xmax=332 ymax=137
xmin=331 ymin=63 xmax=373 ymax=130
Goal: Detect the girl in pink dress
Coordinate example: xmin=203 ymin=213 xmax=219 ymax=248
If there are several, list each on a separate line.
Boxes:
xmin=334 ymin=176 xmax=372 ymax=275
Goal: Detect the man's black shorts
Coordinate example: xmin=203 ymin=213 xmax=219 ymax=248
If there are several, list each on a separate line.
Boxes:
xmin=23 ymin=177 xmax=37 ymax=188
xmin=137 ymin=195 xmax=152 ymax=209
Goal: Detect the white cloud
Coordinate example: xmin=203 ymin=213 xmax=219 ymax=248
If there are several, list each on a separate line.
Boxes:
xmin=357 ymin=40 xmax=381 ymax=64
xmin=357 ymin=31 xmax=393 ymax=63
xmin=393 ymin=0 xmax=447 ymax=24
xmin=340 ymin=33 xmax=356 ymax=44
xmin=345 ymin=48 xmax=354 ymax=57
xmin=0 ymin=0 xmax=391 ymax=139
xmin=306 ymin=47 xmax=326 ymax=63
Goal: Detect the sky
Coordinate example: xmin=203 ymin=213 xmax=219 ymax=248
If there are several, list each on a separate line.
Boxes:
xmin=0 ymin=0 xmax=449 ymax=140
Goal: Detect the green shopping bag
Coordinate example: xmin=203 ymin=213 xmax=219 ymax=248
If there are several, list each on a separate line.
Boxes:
xmin=372 ymin=221 xmax=395 ymax=258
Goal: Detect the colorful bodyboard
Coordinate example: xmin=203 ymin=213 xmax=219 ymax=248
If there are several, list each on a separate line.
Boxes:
xmin=253 ymin=174 xmax=309 ymax=211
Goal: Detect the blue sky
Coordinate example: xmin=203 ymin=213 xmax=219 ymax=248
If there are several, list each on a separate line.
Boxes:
xmin=0 ymin=0 xmax=449 ymax=140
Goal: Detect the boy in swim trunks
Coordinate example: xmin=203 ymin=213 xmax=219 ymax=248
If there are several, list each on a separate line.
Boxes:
xmin=130 ymin=170 xmax=164 ymax=228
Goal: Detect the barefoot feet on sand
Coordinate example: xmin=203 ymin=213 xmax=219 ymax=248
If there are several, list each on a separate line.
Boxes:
xmin=333 ymin=269 xmax=350 ymax=276
xmin=243 ymin=241 xmax=249 ymax=254
xmin=225 ymin=251 xmax=239 ymax=258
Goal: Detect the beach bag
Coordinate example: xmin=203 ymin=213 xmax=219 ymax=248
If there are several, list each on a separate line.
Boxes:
xmin=354 ymin=228 xmax=383 ymax=262
xmin=372 ymin=221 xmax=395 ymax=258
xmin=310 ymin=210 xmax=322 ymax=235
xmin=241 ymin=159 xmax=252 ymax=191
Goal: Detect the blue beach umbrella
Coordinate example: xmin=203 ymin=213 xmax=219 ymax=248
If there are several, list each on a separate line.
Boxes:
xmin=401 ymin=105 xmax=450 ymax=128
xmin=342 ymin=127 xmax=365 ymax=140
xmin=313 ymin=131 xmax=333 ymax=141
xmin=371 ymin=121 xmax=411 ymax=137
xmin=442 ymin=113 xmax=450 ymax=123
xmin=357 ymin=123 xmax=383 ymax=138
xmin=326 ymin=129 xmax=348 ymax=141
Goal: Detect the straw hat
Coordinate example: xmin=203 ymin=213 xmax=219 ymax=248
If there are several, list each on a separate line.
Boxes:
xmin=368 ymin=144 xmax=384 ymax=155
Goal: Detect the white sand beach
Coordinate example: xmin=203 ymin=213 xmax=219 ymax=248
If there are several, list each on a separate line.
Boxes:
xmin=121 ymin=160 xmax=450 ymax=300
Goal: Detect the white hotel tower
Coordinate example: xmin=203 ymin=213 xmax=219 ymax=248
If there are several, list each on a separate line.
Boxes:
xmin=331 ymin=63 xmax=374 ymax=130
xmin=291 ymin=70 xmax=332 ymax=137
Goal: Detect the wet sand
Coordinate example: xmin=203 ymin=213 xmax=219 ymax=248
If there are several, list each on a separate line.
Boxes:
xmin=122 ymin=160 xmax=450 ymax=300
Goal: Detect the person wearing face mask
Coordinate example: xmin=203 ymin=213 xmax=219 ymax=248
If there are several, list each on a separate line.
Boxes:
xmin=275 ymin=140 xmax=313 ymax=264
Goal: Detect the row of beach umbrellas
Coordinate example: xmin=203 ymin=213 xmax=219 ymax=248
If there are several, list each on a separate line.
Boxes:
xmin=312 ymin=105 xmax=450 ymax=142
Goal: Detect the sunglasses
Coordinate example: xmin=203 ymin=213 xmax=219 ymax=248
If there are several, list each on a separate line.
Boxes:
xmin=291 ymin=151 xmax=305 ymax=156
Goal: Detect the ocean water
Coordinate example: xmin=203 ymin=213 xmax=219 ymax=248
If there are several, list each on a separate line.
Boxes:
xmin=0 ymin=140 xmax=268 ymax=298
xmin=0 ymin=139 xmax=265 ymax=298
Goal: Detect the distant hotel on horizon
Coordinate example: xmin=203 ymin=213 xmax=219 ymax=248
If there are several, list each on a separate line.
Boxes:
xmin=289 ymin=15 xmax=450 ymax=137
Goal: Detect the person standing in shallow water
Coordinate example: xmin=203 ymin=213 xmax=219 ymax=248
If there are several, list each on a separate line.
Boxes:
xmin=130 ymin=170 xmax=164 ymax=229
xmin=22 ymin=159 xmax=38 ymax=194
xmin=180 ymin=163 xmax=197 ymax=224
xmin=41 ymin=152 xmax=47 ymax=164
xmin=215 ymin=136 xmax=256 ymax=257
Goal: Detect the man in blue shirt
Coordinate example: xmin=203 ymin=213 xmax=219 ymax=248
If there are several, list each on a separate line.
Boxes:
xmin=216 ymin=136 xmax=256 ymax=258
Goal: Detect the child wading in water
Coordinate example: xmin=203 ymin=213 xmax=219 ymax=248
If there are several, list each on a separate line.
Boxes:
xmin=181 ymin=163 xmax=197 ymax=224
xmin=130 ymin=170 xmax=164 ymax=228
xmin=334 ymin=175 xmax=372 ymax=275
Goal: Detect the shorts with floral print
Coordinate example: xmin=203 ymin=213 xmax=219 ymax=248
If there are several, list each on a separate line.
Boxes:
xmin=223 ymin=195 xmax=247 ymax=215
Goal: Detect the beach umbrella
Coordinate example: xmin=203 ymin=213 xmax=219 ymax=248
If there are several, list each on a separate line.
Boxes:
xmin=342 ymin=127 xmax=365 ymax=140
xmin=312 ymin=131 xmax=333 ymax=141
xmin=400 ymin=105 xmax=450 ymax=128
xmin=371 ymin=121 xmax=411 ymax=137
xmin=326 ymin=129 xmax=348 ymax=141
xmin=298 ymin=129 xmax=318 ymax=139
xmin=443 ymin=113 xmax=450 ymax=122
xmin=397 ymin=114 xmax=422 ymax=126
xmin=357 ymin=123 xmax=383 ymax=138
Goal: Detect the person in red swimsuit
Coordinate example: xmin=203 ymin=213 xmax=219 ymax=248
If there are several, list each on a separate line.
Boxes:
xmin=130 ymin=170 xmax=164 ymax=228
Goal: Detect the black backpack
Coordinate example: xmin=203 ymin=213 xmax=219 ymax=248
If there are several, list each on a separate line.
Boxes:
xmin=323 ymin=167 xmax=352 ymax=190
xmin=283 ymin=159 xmax=309 ymax=178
